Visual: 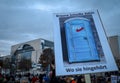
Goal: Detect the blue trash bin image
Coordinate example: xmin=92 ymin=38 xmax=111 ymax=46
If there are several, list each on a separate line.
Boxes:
xmin=64 ymin=17 xmax=100 ymax=63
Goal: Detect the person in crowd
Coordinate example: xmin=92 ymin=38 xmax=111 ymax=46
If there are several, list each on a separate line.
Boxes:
xmin=32 ymin=75 xmax=39 ymax=83
xmin=70 ymin=78 xmax=76 ymax=83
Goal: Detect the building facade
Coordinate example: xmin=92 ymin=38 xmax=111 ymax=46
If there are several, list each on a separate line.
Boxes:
xmin=11 ymin=38 xmax=53 ymax=73
xmin=109 ymin=35 xmax=120 ymax=70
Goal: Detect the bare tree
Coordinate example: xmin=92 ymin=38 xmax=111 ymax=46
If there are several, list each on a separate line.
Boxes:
xmin=3 ymin=58 xmax=10 ymax=70
xmin=18 ymin=58 xmax=32 ymax=72
xmin=39 ymin=48 xmax=54 ymax=70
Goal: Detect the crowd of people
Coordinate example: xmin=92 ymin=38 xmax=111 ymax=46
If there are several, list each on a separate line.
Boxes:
xmin=0 ymin=72 xmax=86 ymax=83
xmin=0 ymin=70 xmax=119 ymax=83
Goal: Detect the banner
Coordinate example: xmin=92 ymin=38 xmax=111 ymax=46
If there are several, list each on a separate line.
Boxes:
xmin=53 ymin=10 xmax=118 ymax=76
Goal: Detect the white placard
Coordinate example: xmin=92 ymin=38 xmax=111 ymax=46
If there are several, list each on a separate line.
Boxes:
xmin=53 ymin=10 xmax=118 ymax=76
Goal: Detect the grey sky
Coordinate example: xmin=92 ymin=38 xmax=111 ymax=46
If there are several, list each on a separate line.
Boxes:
xmin=0 ymin=0 xmax=120 ymax=55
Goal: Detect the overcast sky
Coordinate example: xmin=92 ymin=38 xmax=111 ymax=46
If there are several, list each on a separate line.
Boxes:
xmin=0 ymin=0 xmax=120 ymax=56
